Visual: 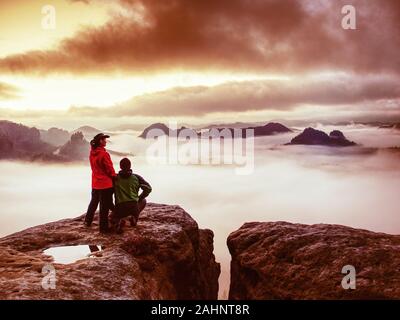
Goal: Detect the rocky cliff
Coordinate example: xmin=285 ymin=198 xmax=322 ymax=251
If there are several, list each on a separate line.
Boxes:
xmin=57 ymin=131 xmax=89 ymax=161
xmin=0 ymin=203 xmax=220 ymax=299
xmin=228 ymin=222 xmax=400 ymax=299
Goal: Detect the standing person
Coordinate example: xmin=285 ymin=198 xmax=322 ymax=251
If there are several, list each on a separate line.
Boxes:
xmin=111 ymin=158 xmax=152 ymax=233
xmin=84 ymin=133 xmax=116 ymax=233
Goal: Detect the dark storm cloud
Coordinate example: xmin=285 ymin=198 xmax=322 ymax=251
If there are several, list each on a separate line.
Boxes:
xmin=0 ymin=0 xmax=399 ymax=75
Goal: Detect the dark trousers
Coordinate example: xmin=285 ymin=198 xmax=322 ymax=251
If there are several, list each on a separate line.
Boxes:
xmin=85 ymin=188 xmax=114 ymax=232
xmin=114 ymin=199 xmax=147 ymax=220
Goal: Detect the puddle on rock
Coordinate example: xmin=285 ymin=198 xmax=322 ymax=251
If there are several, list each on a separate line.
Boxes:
xmin=43 ymin=245 xmax=103 ymax=264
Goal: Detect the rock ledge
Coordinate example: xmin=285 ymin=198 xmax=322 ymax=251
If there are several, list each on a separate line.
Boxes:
xmin=228 ymin=221 xmax=400 ymax=299
xmin=0 ymin=203 xmax=220 ymax=300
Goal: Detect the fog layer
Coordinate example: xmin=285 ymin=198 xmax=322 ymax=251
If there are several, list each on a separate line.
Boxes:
xmin=0 ymin=125 xmax=399 ymax=298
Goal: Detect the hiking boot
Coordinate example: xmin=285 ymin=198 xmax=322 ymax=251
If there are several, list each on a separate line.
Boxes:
xmin=99 ymin=227 xmax=111 ymax=234
xmin=116 ymin=220 xmax=126 ymax=234
xmin=109 ymin=218 xmax=118 ymax=232
xmin=83 ymin=221 xmax=91 ymax=228
xmin=129 ymin=216 xmax=137 ymax=227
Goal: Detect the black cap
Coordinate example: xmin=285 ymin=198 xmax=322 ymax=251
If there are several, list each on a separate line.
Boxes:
xmin=93 ymin=133 xmax=110 ymax=141
xmin=90 ymin=133 xmax=110 ymax=148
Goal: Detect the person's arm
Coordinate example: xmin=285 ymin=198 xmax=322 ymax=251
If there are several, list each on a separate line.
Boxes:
xmin=103 ymin=152 xmax=116 ymax=178
xmin=135 ymin=174 xmax=152 ymax=201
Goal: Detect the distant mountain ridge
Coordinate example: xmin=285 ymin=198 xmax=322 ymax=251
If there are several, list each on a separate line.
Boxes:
xmin=40 ymin=125 xmax=106 ymax=147
xmin=0 ymin=120 xmax=88 ymax=161
xmin=201 ymin=122 xmax=263 ymax=129
xmin=0 ymin=120 xmax=54 ymax=159
xmin=379 ymin=123 xmax=400 ymax=130
xmin=72 ymin=126 xmax=104 ymax=138
xmin=138 ymin=122 xmax=292 ymax=138
xmin=0 ymin=120 xmax=134 ymax=162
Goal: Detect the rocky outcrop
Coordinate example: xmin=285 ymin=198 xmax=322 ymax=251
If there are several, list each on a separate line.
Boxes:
xmin=58 ymin=131 xmax=89 ymax=161
xmin=0 ymin=203 xmax=220 ymax=300
xmin=228 ymin=222 xmax=400 ymax=299
xmin=31 ymin=132 xmax=89 ymax=162
xmin=39 ymin=127 xmax=70 ymax=146
xmin=287 ymin=127 xmax=356 ymax=146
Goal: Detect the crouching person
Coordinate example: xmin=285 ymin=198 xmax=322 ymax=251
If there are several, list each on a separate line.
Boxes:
xmin=111 ymin=157 xmax=152 ymax=233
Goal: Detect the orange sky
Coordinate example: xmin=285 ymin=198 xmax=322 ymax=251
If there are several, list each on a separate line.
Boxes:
xmin=0 ymin=0 xmax=399 ymax=129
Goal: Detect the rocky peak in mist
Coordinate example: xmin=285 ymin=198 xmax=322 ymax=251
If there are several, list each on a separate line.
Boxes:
xmin=58 ymin=131 xmax=89 ymax=161
xmin=287 ymin=127 xmax=356 ymax=147
xmin=39 ymin=127 xmax=70 ymax=146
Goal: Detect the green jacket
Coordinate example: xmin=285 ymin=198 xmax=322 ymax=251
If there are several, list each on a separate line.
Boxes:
xmin=114 ymin=170 xmax=152 ymax=204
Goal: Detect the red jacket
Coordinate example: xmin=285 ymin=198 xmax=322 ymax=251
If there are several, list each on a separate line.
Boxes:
xmin=89 ymin=147 xmax=116 ymax=189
